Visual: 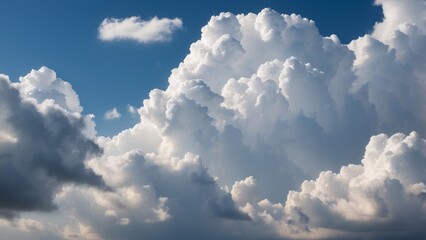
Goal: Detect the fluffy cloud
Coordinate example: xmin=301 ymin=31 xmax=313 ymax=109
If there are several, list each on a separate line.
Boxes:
xmin=13 ymin=67 xmax=97 ymax=138
xmin=98 ymin=16 xmax=183 ymax=43
xmin=104 ymin=107 xmax=121 ymax=120
xmin=284 ymin=132 xmax=426 ymax=239
xmin=0 ymin=69 xmax=107 ymax=219
xmin=1 ymin=0 xmax=426 ymax=239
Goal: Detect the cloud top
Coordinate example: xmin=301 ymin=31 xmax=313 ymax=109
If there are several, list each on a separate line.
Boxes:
xmin=98 ymin=16 xmax=183 ymax=43
xmin=284 ymin=132 xmax=426 ymax=238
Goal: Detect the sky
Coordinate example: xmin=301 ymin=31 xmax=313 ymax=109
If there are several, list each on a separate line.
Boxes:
xmin=0 ymin=0 xmax=382 ymax=136
xmin=1 ymin=0 xmax=426 ymax=239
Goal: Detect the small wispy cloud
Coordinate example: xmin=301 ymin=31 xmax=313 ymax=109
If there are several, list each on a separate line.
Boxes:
xmin=127 ymin=104 xmax=138 ymax=115
xmin=98 ymin=16 xmax=183 ymax=43
xmin=104 ymin=107 xmax=121 ymax=120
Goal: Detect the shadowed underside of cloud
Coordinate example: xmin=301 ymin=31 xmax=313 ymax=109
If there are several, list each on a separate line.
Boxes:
xmin=0 ymin=70 xmax=107 ymax=218
xmin=1 ymin=0 xmax=426 ymax=239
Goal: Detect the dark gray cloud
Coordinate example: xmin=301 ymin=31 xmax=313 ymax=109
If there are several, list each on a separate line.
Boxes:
xmin=209 ymin=193 xmax=251 ymax=221
xmin=0 ymin=76 xmax=107 ymax=216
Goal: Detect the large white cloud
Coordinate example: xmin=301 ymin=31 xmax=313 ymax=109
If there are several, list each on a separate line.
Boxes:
xmin=283 ymin=132 xmax=426 ymax=239
xmin=1 ymin=0 xmax=426 ymax=239
xmin=98 ymin=16 xmax=183 ymax=43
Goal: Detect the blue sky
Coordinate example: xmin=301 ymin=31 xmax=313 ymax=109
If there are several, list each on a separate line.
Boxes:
xmin=0 ymin=0 xmax=382 ymax=136
xmin=1 ymin=1 xmax=426 ymax=239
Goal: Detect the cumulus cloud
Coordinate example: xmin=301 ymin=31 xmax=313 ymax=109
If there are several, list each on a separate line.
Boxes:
xmin=0 ymin=69 xmax=107 ymax=218
xmin=104 ymin=107 xmax=121 ymax=120
xmin=13 ymin=67 xmax=97 ymax=138
xmin=98 ymin=16 xmax=183 ymax=43
xmin=283 ymin=132 xmax=426 ymax=239
xmin=2 ymin=0 xmax=426 ymax=239
xmin=16 ymin=67 xmax=82 ymax=114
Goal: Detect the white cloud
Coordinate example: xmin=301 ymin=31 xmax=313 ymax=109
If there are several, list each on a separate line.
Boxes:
xmin=282 ymin=132 xmax=426 ymax=238
xmin=98 ymin=16 xmax=183 ymax=43
xmin=126 ymin=104 xmax=138 ymax=115
xmin=16 ymin=67 xmax=83 ymax=114
xmin=104 ymin=107 xmax=121 ymax=120
xmin=373 ymin=0 xmax=426 ymax=43
xmin=12 ymin=67 xmax=97 ymax=138
xmin=2 ymin=0 xmax=426 ymax=239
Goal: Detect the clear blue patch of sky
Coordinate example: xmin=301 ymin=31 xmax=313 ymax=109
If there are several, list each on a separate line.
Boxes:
xmin=0 ymin=0 xmax=382 ymax=136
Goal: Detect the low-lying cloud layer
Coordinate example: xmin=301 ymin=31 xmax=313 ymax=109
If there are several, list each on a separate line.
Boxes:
xmin=1 ymin=0 xmax=425 ymax=239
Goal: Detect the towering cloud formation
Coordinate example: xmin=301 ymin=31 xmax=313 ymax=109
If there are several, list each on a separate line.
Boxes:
xmin=0 ymin=0 xmax=425 ymax=239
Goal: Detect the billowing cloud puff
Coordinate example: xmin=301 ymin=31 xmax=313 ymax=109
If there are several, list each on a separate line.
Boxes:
xmin=284 ymin=132 xmax=426 ymax=239
xmin=0 ymin=70 xmax=107 ymax=219
xmin=98 ymin=16 xmax=183 ymax=43
xmin=15 ymin=67 xmax=82 ymax=114
xmin=13 ymin=67 xmax=97 ymax=138
xmin=1 ymin=0 xmax=426 ymax=239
